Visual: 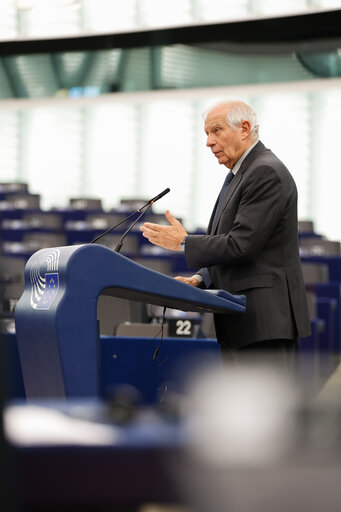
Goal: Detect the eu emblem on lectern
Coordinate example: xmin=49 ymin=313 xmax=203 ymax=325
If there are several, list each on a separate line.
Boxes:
xmin=29 ymin=248 xmax=60 ymax=310
xmin=36 ymin=272 xmax=59 ymax=310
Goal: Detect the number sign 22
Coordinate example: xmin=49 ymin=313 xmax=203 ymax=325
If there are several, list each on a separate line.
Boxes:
xmin=168 ymin=318 xmax=193 ymax=337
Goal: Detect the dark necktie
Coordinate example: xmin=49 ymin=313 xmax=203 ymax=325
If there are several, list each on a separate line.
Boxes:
xmin=202 ymin=171 xmax=234 ymax=288
xmin=213 ymin=170 xmax=234 ymax=226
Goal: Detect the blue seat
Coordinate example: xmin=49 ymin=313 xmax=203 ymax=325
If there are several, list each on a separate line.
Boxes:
xmin=314 ymin=282 xmax=341 ymax=357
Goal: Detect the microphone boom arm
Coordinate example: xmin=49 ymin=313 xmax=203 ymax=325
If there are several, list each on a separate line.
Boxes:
xmin=90 ymin=187 xmax=170 ymax=248
xmin=115 ymin=203 xmax=153 ymax=253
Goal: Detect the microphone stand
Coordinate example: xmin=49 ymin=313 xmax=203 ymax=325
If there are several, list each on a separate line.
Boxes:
xmin=90 ymin=204 xmax=150 ymax=244
xmin=90 ymin=188 xmax=170 ymax=248
xmin=115 ymin=202 xmax=153 ymax=253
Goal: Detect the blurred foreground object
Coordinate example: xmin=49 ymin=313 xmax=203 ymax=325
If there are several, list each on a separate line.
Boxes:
xmin=173 ymin=362 xmax=341 ymax=512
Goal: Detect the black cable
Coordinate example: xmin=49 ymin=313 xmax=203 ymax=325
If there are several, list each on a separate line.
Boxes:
xmin=148 ymin=305 xmax=172 ymax=403
xmin=152 ymin=305 xmax=167 ymax=361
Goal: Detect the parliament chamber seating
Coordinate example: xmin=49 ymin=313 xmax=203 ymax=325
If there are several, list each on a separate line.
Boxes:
xmin=69 ymin=197 xmax=103 ymax=210
xmin=298 ymin=220 xmax=315 ymax=233
xmin=0 ymin=193 xmax=41 ymax=211
xmin=1 ymin=212 xmax=64 ymax=241
xmin=300 ymin=237 xmax=341 ymax=257
xmin=0 ymin=184 xmax=340 ymax=403
xmin=0 ymin=182 xmax=28 ymax=200
xmin=298 ymin=227 xmax=341 ymax=393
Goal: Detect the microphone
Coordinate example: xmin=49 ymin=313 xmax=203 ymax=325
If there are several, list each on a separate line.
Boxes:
xmin=148 ymin=188 xmax=170 ymax=204
xmin=114 ymin=188 xmax=170 ymax=253
xmin=89 ymin=188 xmax=170 ymax=247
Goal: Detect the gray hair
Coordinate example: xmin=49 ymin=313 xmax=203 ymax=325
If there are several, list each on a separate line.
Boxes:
xmin=204 ymin=100 xmax=259 ymax=140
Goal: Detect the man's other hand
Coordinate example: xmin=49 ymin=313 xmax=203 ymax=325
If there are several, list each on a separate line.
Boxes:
xmin=174 ymin=276 xmax=200 ymax=287
xmin=140 ymin=210 xmax=187 ymax=251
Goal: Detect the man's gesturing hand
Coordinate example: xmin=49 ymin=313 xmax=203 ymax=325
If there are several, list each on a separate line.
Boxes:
xmin=140 ymin=210 xmax=188 ymax=251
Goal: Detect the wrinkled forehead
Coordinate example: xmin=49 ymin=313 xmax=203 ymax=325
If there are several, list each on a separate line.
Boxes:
xmin=204 ymin=107 xmax=228 ymax=131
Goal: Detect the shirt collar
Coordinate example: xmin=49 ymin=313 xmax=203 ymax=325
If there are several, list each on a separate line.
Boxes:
xmin=231 ymin=139 xmax=259 ymax=175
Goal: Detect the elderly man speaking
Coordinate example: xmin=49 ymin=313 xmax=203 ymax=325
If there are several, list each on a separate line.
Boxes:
xmin=141 ymin=100 xmax=311 ymax=371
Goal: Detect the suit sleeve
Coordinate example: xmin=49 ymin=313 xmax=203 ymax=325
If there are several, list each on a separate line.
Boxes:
xmin=185 ymin=165 xmax=286 ymax=269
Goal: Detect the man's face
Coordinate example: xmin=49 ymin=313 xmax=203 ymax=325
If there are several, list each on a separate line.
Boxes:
xmin=204 ymin=106 xmax=246 ymax=169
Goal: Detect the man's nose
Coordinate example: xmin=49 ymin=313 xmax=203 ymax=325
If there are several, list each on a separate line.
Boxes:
xmin=206 ymin=134 xmax=214 ymax=147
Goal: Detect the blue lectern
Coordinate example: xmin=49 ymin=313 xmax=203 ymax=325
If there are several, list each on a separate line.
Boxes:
xmin=15 ymin=244 xmax=246 ymax=398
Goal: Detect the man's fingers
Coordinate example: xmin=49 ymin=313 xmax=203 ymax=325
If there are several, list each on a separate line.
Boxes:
xmin=141 ymin=229 xmax=157 ymax=241
xmin=142 ymin=222 xmax=161 ymax=231
xmin=140 ymin=227 xmax=155 ymax=239
xmin=165 ymin=210 xmax=178 ymax=226
xmin=174 ymin=276 xmax=200 ymax=287
xmin=141 ymin=212 xmax=187 ymax=251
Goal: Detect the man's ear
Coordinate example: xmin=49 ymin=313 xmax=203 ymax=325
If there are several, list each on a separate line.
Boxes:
xmin=240 ymin=120 xmax=251 ymax=139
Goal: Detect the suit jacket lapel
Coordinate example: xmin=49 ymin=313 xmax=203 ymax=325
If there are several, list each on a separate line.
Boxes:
xmin=210 ymin=171 xmax=242 ymax=234
xmin=209 ymin=141 xmax=266 ymax=234
xmin=207 ymin=197 xmax=218 ymax=234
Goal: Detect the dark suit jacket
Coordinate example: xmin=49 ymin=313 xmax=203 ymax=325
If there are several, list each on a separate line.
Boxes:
xmin=185 ymin=141 xmax=311 ymax=349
